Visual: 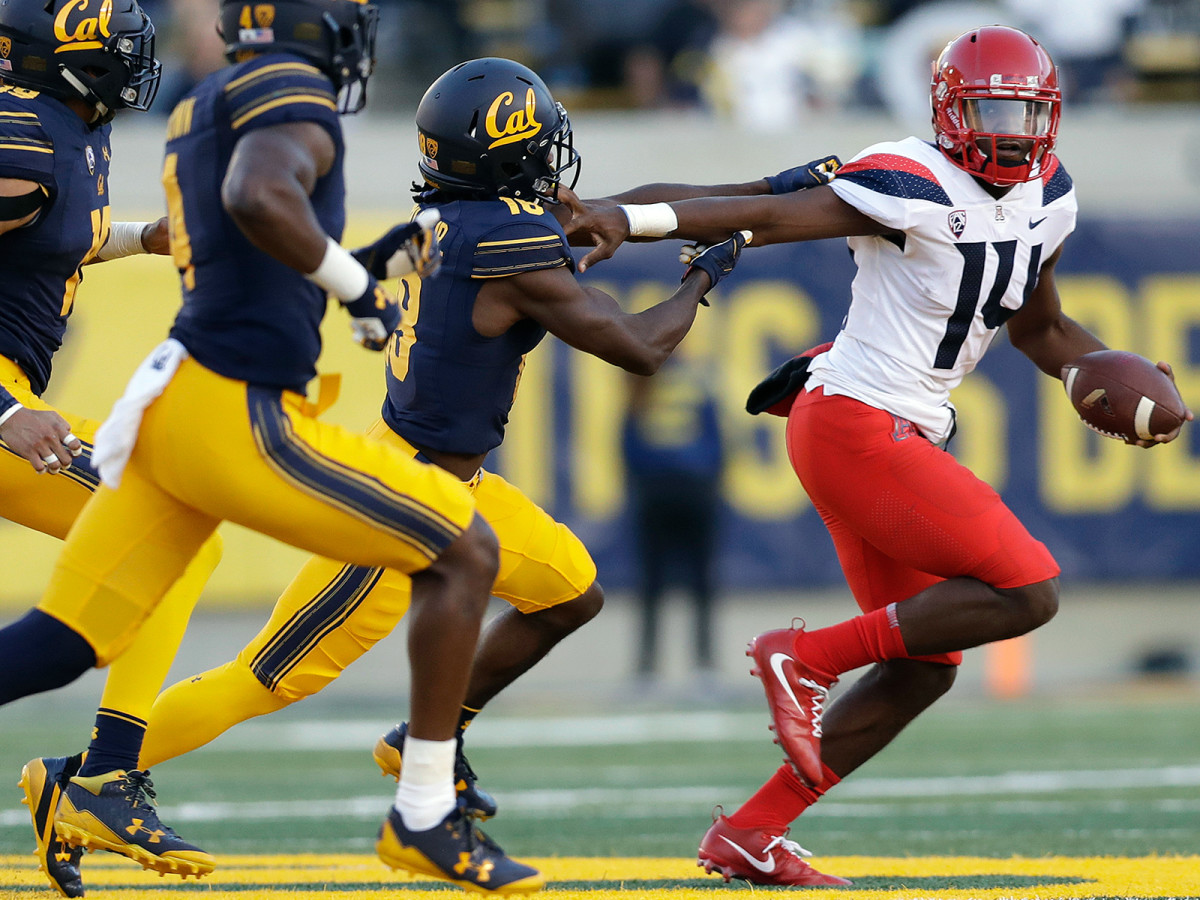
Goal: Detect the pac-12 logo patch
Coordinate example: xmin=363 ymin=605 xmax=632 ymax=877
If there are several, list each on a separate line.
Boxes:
xmin=948 ymin=209 xmax=966 ymax=238
xmin=85 ymin=145 xmax=95 ymax=174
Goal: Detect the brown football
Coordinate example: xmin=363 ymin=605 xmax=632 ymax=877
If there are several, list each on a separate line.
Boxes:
xmin=1061 ymin=350 xmax=1187 ymax=442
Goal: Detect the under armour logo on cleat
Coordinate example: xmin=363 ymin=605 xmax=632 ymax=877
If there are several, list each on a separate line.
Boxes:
xmin=454 ymin=854 xmax=494 ymax=882
xmin=126 ymin=819 xmax=166 ymax=843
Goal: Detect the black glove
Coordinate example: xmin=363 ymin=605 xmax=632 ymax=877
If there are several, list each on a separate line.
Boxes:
xmin=351 ymin=209 xmax=442 ymax=280
xmin=680 ymin=230 xmax=752 ymax=305
xmin=342 ymin=277 xmax=400 ymax=351
xmin=764 ymin=155 xmax=841 ymax=194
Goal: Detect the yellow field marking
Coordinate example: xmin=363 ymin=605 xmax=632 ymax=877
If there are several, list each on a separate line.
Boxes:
xmin=1 ymin=854 xmax=1198 ymax=899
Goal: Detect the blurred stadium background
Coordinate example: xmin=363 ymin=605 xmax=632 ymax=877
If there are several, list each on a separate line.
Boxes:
xmin=3 ymin=0 xmax=1200 ymax=888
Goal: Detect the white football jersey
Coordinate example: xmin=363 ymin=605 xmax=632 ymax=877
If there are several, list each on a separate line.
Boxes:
xmin=810 ymin=136 xmax=1077 ymax=443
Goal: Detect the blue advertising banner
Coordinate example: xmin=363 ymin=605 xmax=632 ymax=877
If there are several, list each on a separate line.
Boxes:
xmin=486 ymin=219 xmax=1200 ymax=590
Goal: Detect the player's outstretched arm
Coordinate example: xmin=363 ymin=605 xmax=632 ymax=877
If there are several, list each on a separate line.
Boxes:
xmin=564 ymin=185 xmax=886 ymax=272
xmin=598 ymin=156 xmax=843 ymax=206
xmin=474 ymin=233 xmax=749 ymax=375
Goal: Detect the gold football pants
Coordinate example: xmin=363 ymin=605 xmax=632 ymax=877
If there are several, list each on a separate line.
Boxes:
xmin=230 ymin=419 xmax=598 ymax=702
xmin=36 ymin=357 xmax=475 ymax=666
xmin=2 ymin=354 xmax=222 ymax=714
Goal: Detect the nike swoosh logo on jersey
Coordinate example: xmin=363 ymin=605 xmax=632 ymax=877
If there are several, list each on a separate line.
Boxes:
xmin=719 ymin=836 xmax=776 ymax=872
xmin=1029 ymin=216 xmax=1047 ymax=229
xmin=770 ymin=653 xmax=806 ymax=718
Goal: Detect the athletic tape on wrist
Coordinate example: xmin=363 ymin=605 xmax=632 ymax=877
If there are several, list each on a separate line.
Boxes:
xmin=96 ymin=221 xmax=151 ymax=260
xmin=620 ymin=203 xmax=678 ymax=237
xmin=306 ymin=235 xmax=371 ymax=301
xmin=0 ymin=402 xmax=24 ymax=428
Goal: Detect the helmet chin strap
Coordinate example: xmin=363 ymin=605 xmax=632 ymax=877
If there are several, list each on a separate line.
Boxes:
xmin=59 ymin=66 xmax=111 ymax=124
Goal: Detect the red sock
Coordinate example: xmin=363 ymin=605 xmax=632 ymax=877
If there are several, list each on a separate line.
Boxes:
xmin=792 ymin=604 xmax=908 ymax=680
xmin=728 ymin=763 xmax=842 ymax=833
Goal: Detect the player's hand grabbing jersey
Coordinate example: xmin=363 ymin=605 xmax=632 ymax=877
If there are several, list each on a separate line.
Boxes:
xmin=164 ymin=54 xmax=346 ymax=393
xmin=382 ymin=196 xmax=573 ymax=456
xmin=812 ymin=136 xmax=1076 ymax=443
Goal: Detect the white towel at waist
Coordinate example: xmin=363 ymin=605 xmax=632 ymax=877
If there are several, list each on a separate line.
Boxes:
xmin=93 ymin=338 xmax=189 ymax=488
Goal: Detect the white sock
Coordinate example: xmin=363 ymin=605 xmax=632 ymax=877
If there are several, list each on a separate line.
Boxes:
xmin=394 ymin=735 xmax=456 ymax=831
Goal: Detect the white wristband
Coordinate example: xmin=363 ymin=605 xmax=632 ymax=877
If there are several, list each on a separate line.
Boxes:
xmin=305 ymin=235 xmax=370 ymax=301
xmin=0 ymin=402 xmax=24 ymax=427
xmin=96 ymin=221 xmax=151 ymax=260
xmin=620 ymin=203 xmax=678 ymax=237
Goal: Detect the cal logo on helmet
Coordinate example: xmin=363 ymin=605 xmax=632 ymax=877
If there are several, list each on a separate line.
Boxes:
xmin=485 ymin=88 xmax=541 ymax=150
xmin=0 ymin=0 xmax=161 ymax=124
xmin=53 ymin=0 xmax=113 ymax=48
xmin=415 ymin=57 xmax=581 ymax=201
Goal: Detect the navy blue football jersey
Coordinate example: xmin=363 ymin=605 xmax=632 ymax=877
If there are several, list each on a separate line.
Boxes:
xmin=166 ymin=53 xmax=345 ymax=392
xmin=382 ymin=197 xmax=574 ymax=455
xmin=0 ymin=85 xmax=112 ymax=396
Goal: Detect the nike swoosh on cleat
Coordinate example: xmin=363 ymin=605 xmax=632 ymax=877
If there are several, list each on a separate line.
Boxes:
xmin=1029 ymin=217 xmax=1047 ymax=229
xmin=769 ymin=653 xmax=806 ymax=718
xmin=719 ymin=836 xmax=776 ymax=873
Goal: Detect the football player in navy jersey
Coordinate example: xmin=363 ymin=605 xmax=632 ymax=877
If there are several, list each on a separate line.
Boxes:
xmin=0 ymin=0 xmax=228 ymax=894
xmin=0 ymin=2 xmax=544 ymax=895
xmin=567 ymin=24 xmax=1190 ymax=888
xmin=80 ymin=56 xmax=776 ymax=848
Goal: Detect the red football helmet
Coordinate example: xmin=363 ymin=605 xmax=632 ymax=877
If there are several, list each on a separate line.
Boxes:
xmin=931 ymin=25 xmax=1061 ymax=186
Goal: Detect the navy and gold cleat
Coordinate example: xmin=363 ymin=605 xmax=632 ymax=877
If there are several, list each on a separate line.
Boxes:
xmin=19 ymin=754 xmax=86 ymax=898
xmin=373 ymin=722 xmax=498 ymax=820
xmin=376 ymin=804 xmax=543 ymax=894
xmin=53 ymin=769 xmax=215 ymax=878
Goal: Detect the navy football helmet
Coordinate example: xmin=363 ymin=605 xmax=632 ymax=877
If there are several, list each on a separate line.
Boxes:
xmin=0 ymin=0 xmax=161 ymax=126
xmin=415 ymin=57 xmax=581 ymax=202
xmin=219 ymin=0 xmax=378 ymax=114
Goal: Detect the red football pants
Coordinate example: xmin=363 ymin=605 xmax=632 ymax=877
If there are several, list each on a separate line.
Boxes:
xmin=786 ymin=387 xmax=1060 ymax=666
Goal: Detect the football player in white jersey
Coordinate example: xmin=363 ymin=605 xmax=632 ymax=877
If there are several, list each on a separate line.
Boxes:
xmin=566 ymin=24 xmax=1190 ymax=887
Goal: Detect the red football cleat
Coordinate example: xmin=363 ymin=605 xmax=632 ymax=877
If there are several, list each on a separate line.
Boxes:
xmin=747 ymin=627 xmax=836 ymax=785
xmin=698 ymin=813 xmax=851 ymax=886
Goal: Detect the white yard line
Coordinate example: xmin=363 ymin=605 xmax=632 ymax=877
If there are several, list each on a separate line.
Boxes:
xmin=3 ymin=758 xmax=1199 ymax=828
xmin=208 ymin=711 xmax=773 ymax=750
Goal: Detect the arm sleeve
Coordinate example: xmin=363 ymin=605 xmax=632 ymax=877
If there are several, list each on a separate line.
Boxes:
xmin=471 ymin=220 xmax=574 ymax=279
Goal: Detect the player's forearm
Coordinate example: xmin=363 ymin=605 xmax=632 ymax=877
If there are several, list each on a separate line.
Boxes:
xmin=576 ymin=280 xmax=706 ymax=376
xmin=604 ymin=179 xmax=771 ymax=205
xmin=624 ymin=276 xmax=710 ymax=375
xmin=1013 ymin=314 xmax=1107 ymax=378
xmin=641 ymin=190 xmax=879 ymax=246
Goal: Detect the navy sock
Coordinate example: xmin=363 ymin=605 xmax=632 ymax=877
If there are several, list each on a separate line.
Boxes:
xmin=0 ymin=610 xmax=94 ymax=707
xmin=79 ymin=709 xmax=148 ymax=776
xmin=457 ymin=705 xmax=480 ymax=734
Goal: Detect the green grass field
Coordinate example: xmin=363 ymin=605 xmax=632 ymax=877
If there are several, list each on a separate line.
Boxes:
xmin=2 ymin=682 xmax=1199 ymax=897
